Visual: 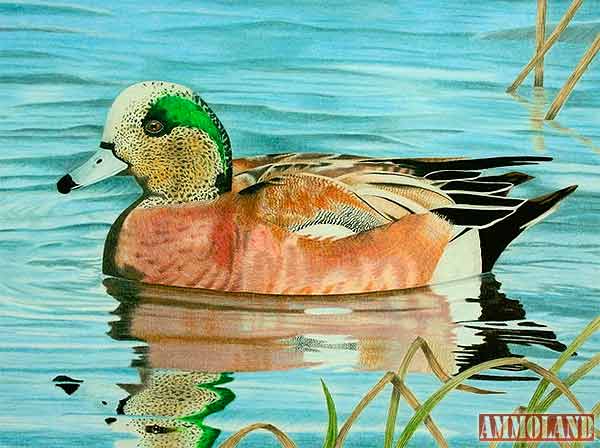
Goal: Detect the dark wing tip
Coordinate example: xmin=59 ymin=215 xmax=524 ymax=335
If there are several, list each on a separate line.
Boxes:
xmin=380 ymin=155 xmax=554 ymax=176
xmin=532 ymin=184 xmax=578 ymax=206
xmin=478 ymin=183 xmax=577 ymax=272
xmin=433 ymin=207 xmax=515 ymax=228
xmin=475 ymin=171 xmax=536 ymax=189
xmin=565 ymin=184 xmax=579 ymax=194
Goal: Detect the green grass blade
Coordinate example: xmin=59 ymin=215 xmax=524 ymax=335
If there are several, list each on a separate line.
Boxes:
xmin=525 ymin=316 xmax=600 ymax=412
xmin=519 ymin=360 xmax=584 ymax=413
xmin=335 ymin=372 xmax=395 ymax=448
xmin=384 ymin=387 xmax=401 ymax=448
xmin=384 ymin=337 xmax=423 ymax=448
xmin=393 ymin=356 xmax=582 ymax=448
xmin=389 ymin=378 xmax=449 ymax=448
xmin=535 ymin=353 xmax=600 ymax=413
xmin=394 ymin=357 xmax=524 ymax=448
xmin=384 ymin=336 xmax=500 ymax=448
xmin=321 ymin=380 xmax=338 ymax=448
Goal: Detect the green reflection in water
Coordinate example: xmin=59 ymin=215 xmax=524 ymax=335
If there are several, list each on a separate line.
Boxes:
xmin=118 ymin=371 xmax=235 ymax=448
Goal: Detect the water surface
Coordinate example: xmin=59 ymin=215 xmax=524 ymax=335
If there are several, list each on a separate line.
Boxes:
xmin=1 ymin=1 xmax=599 ymax=447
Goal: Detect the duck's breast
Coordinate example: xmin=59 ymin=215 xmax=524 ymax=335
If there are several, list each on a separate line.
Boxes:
xmin=109 ymin=199 xmax=452 ymax=295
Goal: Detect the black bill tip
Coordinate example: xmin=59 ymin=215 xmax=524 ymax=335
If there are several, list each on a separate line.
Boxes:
xmin=57 ymin=174 xmax=78 ymax=194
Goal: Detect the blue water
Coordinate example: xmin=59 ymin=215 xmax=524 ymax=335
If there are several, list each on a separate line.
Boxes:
xmin=1 ymin=1 xmax=599 ymax=447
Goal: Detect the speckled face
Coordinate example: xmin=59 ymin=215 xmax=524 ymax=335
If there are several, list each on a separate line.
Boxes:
xmin=102 ymin=81 xmax=232 ymax=205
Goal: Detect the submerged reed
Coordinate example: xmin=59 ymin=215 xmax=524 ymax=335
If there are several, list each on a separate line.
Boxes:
xmin=218 ymin=317 xmax=600 ymax=448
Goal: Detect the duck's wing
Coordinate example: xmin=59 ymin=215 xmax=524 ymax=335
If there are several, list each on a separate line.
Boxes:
xmin=237 ymin=172 xmax=392 ymax=239
xmin=233 ymin=152 xmax=458 ymax=183
xmin=232 ymin=153 xmax=550 ymax=192
xmin=333 ymin=169 xmax=531 ymax=229
xmin=232 ymin=153 xmax=551 ymax=174
xmin=232 ymin=153 xmax=366 ymax=192
xmin=237 ymin=171 xmax=519 ymax=241
xmin=235 ymin=153 xmax=562 ymax=235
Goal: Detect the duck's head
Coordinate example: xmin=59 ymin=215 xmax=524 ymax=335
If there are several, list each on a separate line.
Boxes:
xmin=57 ymin=81 xmax=232 ymax=204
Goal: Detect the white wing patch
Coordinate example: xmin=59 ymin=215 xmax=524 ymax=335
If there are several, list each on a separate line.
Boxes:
xmin=295 ymin=224 xmax=357 ymax=240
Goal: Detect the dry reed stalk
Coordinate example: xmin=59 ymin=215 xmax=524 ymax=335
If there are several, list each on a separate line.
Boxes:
xmin=519 ymin=360 xmax=584 ymax=412
xmin=507 ymin=0 xmax=584 ymax=92
xmin=525 ymin=317 xmax=600 ymax=414
xmin=534 ymin=0 xmax=548 ymax=86
xmin=384 ymin=337 xmax=500 ymax=448
xmin=389 ymin=377 xmax=449 ymax=448
xmin=218 ymin=423 xmax=298 ymax=448
xmin=545 ymin=34 xmax=600 ymax=120
xmin=536 ymin=353 xmax=600 ymax=413
xmin=397 ymin=337 xmax=501 ymax=395
xmin=394 ymin=355 xmax=585 ymax=448
xmin=330 ymin=369 xmax=450 ymax=448
xmin=333 ymin=372 xmax=395 ymax=448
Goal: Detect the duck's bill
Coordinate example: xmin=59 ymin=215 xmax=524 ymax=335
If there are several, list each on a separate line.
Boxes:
xmin=57 ymin=149 xmax=128 ymax=194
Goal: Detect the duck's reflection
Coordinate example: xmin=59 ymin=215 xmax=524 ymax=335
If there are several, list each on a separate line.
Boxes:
xmin=451 ymin=276 xmax=565 ymax=380
xmin=107 ymin=274 xmax=564 ymax=374
xmin=111 ymin=370 xmax=233 ymax=448
xmin=105 ymin=274 xmax=566 ymax=447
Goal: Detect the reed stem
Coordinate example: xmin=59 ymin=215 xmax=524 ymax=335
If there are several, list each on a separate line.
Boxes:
xmin=534 ymin=0 xmax=548 ymax=87
xmin=545 ymin=34 xmax=600 ymax=120
xmin=507 ymin=0 xmax=584 ymax=92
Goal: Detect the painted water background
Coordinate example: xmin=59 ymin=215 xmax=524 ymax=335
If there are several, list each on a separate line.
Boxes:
xmin=1 ymin=1 xmax=599 ymax=446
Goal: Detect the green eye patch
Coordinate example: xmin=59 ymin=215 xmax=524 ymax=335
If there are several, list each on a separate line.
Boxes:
xmin=144 ymin=95 xmax=229 ymax=175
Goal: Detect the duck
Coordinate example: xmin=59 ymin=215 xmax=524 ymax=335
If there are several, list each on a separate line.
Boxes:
xmin=56 ymin=81 xmax=577 ymax=295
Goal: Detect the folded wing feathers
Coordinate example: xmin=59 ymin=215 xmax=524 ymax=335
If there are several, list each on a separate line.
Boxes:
xmin=425 ymin=170 xmax=481 ymax=181
xmin=440 ymin=180 xmax=514 ymax=195
xmin=337 ymin=171 xmax=453 ymax=200
xmin=429 ymin=173 xmax=528 ymax=227
xmin=446 ymin=192 xmax=526 ymax=209
xmin=377 ymin=155 xmax=552 ymax=175
xmin=354 ymin=186 xmax=429 ymax=219
xmin=237 ymin=155 xmax=552 ymax=232
xmin=344 ymin=170 xmax=529 ymax=229
xmin=432 ymin=207 xmax=517 ymax=229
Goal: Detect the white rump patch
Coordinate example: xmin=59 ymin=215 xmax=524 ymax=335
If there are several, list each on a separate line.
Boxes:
xmin=431 ymin=229 xmax=482 ymax=284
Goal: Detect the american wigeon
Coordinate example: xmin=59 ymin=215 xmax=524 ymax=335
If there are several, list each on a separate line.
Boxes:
xmin=57 ymin=81 xmax=577 ymax=295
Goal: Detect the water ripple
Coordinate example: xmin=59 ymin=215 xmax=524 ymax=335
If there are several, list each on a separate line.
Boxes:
xmin=0 ymin=73 xmax=118 ymax=86
xmin=156 ymin=19 xmax=473 ymax=37
xmin=479 ymin=21 xmax=600 ymax=44
xmin=14 ymin=98 xmax=112 ymax=110
xmin=0 ymin=2 xmax=111 ymax=16
xmin=0 ymin=25 xmax=86 ymax=34
xmin=3 ymin=124 xmax=102 ymax=135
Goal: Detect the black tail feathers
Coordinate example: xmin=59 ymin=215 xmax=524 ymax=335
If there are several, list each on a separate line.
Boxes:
xmin=478 ymin=185 xmax=578 ymax=272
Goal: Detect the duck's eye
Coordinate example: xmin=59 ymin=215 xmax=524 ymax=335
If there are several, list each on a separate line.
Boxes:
xmin=144 ymin=119 xmax=164 ymax=134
